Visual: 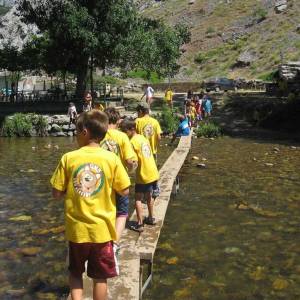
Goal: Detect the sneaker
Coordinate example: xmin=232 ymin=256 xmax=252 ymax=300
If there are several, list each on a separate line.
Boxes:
xmin=144 ymin=217 xmax=156 ymax=225
xmin=129 ymin=223 xmax=144 ymax=233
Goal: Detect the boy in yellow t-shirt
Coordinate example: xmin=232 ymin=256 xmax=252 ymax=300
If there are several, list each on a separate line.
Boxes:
xmin=101 ymin=107 xmax=137 ymax=242
xmin=135 ymin=102 xmax=162 ymax=160
xmin=121 ymin=119 xmax=159 ymax=233
xmin=50 ymin=110 xmax=130 ymax=300
xmin=164 ymin=87 xmax=174 ymax=109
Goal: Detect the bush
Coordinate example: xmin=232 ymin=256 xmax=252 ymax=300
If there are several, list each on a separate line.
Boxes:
xmin=194 ymin=47 xmax=225 ymax=65
xmin=93 ymin=75 xmax=121 ymax=85
xmin=1 ymin=113 xmax=48 ymax=137
xmin=157 ymin=106 xmax=179 ymax=134
xmin=196 ymin=122 xmax=222 ymax=138
xmin=258 ymin=70 xmax=278 ymax=81
xmin=206 ymin=27 xmax=215 ymax=34
xmin=253 ymin=7 xmax=267 ymax=21
xmin=127 ymin=69 xmax=162 ymax=84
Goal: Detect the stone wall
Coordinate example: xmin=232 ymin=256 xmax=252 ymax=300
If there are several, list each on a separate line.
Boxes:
xmin=45 ymin=115 xmax=76 ymax=137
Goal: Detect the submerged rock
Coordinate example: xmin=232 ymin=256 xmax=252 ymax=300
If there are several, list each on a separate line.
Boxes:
xmin=197 ymin=163 xmax=206 ymax=168
xmin=6 ymin=288 xmax=27 ymax=297
xmin=249 ymin=266 xmax=266 ymax=281
xmin=20 ymin=247 xmax=42 ymax=256
xmin=224 ymin=247 xmax=242 ymax=254
xmin=264 ymin=163 xmax=274 ymax=167
xmin=272 ymin=278 xmax=289 ymax=290
xmin=9 ymin=215 xmax=32 ymax=222
xmin=166 ymin=256 xmax=179 ymax=265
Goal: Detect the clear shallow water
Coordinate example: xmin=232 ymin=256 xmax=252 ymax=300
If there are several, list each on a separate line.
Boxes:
xmin=1 ymin=136 xmax=300 ymax=299
xmin=144 ymin=137 xmax=300 ymax=300
xmin=0 ymin=137 xmax=172 ymax=299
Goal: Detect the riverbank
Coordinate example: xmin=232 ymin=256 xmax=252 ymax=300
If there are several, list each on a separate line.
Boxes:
xmin=211 ymin=92 xmax=300 ymax=142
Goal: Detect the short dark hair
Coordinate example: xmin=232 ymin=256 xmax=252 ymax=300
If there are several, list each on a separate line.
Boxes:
xmin=136 ymin=105 xmax=149 ymax=115
xmin=76 ymin=110 xmax=108 ymax=140
xmin=120 ymin=119 xmax=136 ymax=132
xmin=104 ymin=107 xmax=120 ymax=124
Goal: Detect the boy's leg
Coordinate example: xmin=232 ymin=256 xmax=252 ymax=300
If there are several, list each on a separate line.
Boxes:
xmin=69 ymin=273 xmax=83 ymax=300
xmin=93 ymin=278 xmax=107 ymax=300
xmin=145 ymin=191 xmax=154 ymax=219
xmin=135 ymin=192 xmax=144 ymax=225
xmin=68 ymin=242 xmax=90 ymax=300
xmin=115 ymin=194 xmax=129 ymax=242
xmin=115 ymin=216 xmax=127 ymax=242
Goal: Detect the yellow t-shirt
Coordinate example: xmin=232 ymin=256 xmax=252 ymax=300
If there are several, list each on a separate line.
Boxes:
xmin=50 ymin=146 xmax=131 ymax=243
xmin=136 ymin=115 xmax=162 ymax=155
xmin=165 ymin=90 xmax=173 ymax=102
xmin=130 ymin=134 xmax=159 ymax=184
xmin=100 ymin=128 xmax=137 ymax=167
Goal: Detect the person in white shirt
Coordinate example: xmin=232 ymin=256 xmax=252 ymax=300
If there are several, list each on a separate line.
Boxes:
xmin=141 ymin=84 xmax=154 ymax=110
xmin=67 ymin=102 xmax=78 ymax=126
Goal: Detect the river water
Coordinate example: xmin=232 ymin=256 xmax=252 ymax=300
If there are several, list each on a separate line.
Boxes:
xmin=0 ymin=136 xmax=300 ymax=299
xmin=144 ymin=136 xmax=300 ymax=300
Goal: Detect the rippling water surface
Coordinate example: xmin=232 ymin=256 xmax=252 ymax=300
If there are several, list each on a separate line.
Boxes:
xmin=1 ymin=136 xmax=300 ymax=299
xmin=0 ymin=137 xmax=172 ymax=299
xmin=145 ymin=137 xmax=300 ymax=300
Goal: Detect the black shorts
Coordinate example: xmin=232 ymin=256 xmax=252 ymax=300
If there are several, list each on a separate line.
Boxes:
xmin=135 ymin=181 xmax=157 ymax=194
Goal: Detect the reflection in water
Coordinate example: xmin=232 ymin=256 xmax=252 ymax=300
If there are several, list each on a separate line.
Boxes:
xmin=0 ymin=137 xmax=172 ymax=299
xmin=145 ymin=137 xmax=300 ymax=300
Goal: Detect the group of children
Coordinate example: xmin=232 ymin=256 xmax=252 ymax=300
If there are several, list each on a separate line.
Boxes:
xmin=51 ymin=102 xmax=162 ymax=299
xmin=185 ymin=92 xmax=213 ymax=127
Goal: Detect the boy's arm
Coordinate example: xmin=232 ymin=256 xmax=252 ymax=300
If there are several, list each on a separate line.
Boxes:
xmin=113 ymin=157 xmax=131 ymax=195
xmin=50 ymin=155 xmax=68 ymax=199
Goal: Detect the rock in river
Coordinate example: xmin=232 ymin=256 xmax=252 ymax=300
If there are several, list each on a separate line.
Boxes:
xmin=20 ymin=247 xmax=42 ymax=256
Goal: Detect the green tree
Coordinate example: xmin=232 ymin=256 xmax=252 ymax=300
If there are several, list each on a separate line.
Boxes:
xmin=17 ymin=0 xmax=189 ymax=98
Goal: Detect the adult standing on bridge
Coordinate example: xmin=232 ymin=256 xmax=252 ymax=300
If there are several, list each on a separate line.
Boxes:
xmin=135 ymin=102 xmax=162 ymax=162
xmin=141 ymin=84 xmax=154 ymax=111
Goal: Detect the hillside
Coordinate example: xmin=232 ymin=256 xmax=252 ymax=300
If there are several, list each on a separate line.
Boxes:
xmin=138 ymin=0 xmax=300 ymax=81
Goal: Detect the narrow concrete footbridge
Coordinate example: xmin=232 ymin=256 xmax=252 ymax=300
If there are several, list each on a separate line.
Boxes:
xmin=78 ymin=132 xmax=192 ymax=300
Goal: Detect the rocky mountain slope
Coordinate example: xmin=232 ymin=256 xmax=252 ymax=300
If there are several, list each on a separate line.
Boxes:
xmin=1 ymin=0 xmax=299 ymax=81
xmin=138 ymin=0 xmax=300 ymax=81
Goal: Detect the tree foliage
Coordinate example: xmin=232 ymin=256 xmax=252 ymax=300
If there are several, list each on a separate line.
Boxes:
xmin=7 ymin=0 xmax=190 ymax=97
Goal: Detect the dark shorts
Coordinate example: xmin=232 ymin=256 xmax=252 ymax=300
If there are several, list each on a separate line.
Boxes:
xmin=135 ymin=181 xmax=157 ymax=194
xmin=116 ymin=194 xmax=129 ymax=217
xmin=68 ymin=241 xmax=118 ymax=279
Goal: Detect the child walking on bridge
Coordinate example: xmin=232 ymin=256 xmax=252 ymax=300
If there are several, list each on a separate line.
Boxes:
xmin=50 ymin=110 xmax=130 ymax=300
xmin=121 ymin=119 xmax=159 ymax=233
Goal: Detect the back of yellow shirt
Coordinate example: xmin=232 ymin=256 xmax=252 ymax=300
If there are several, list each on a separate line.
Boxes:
xmin=136 ymin=116 xmax=162 ymax=155
xmin=50 ymin=146 xmax=130 ymax=243
xmin=100 ymin=128 xmax=137 ymax=167
xmin=165 ymin=90 xmax=173 ymax=101
xmin=130 ymin=134 xmax=159 ymax=184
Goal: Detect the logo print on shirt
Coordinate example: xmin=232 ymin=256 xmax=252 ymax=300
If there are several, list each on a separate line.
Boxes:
xmin=101 ymin=139 xmax=120 ymax=155
xmin=73 ymin=163 xmax=104 ymax=197
xmin=143 ymin=124 xmax=154 ymax=138
xmin=141 ymin=142 xmax=151 ymax=158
